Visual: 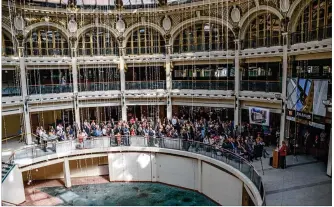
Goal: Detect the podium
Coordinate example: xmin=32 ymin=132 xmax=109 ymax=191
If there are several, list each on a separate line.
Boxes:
xmin=272 ymin=149 xmax=279 ymax=168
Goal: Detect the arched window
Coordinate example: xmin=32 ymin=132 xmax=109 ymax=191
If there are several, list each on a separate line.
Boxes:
xmin=173 ymin=22 xmax=235 ymax=53
xmin=244 ymin=13 xmax=282 ymax=48
xmin=2 ymin=32 xmax=14 ymax=56
xmin=78 ymin=28 xmax=118 ymax=56
xmin=25 ymin=28 xmax=69 ymax=56
xmin=293 ymin=0 xmax=332 ymax=44
xmin=126 ymin=27 xmax=165 ymax=55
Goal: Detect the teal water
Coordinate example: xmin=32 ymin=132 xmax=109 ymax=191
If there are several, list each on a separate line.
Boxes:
xmin=39 ymin=182 xmax=218 ymax=206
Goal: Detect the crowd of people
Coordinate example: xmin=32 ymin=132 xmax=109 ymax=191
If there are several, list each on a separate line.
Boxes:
xmin=34 ymin=114 xmax=276 ymax=163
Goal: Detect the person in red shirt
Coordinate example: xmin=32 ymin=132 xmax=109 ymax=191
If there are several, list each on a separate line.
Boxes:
xmin=279 ymin=141 xmax=287 ymax=169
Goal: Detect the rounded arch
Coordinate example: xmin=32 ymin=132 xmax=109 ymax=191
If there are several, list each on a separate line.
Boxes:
xmin=287 ymin=0 xmax=310 ymax=19
xmin=76 ymin=24 xmax=120 ymax=56
xmin=24 ymin=22 xmax=70 ymax=41
xmin=2 ymin=24 xmax=17 ymax=37
xmin=239 ymin=6 xmax=283 ymax=40
xmin=288 ymin=0 xmax=313 ymax=32
xmin=122 ymin=22 xmax=166 ymax=48
xmin=2 ymin=25 xmax=18 ymax=56
xmin=238 ymin=5 xmax=283 ymax=38
xmin=2 ymin=24 xmax=18 ymax=45
xmin=76 ymin=24 xmax=120 ymax=48
xmin=169 ymin=16 xmax=235 ymax=45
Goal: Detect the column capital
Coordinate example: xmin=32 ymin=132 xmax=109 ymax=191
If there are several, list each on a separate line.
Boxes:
xmin=119 ymin=47 xmax=126 ymax=56
xmin=17 ymin=47 xmax=25 ymax=57
xmin=165 ymin=44 xmax=172 ymax=55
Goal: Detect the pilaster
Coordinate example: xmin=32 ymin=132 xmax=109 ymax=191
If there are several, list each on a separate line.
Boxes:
xmin=234 ymin=39 xmax=241 ymax=129
xmin=63 ymin=158 xmax=72 ymax=188
xmin=279 ymin=32 xmax=288 ymax=144
xmin=165 ymin=44 xmax=172 ymax=120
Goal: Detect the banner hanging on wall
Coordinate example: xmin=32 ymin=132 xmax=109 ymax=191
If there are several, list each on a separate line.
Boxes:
xmin=248 ymin=107 xmax=270 ymax=126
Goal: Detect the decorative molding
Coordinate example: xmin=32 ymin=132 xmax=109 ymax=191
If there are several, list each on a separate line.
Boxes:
xmin=162 ymin=15 xmax=172 ymax=31
xmin=230 ymin=6 xmax=241 ymax=23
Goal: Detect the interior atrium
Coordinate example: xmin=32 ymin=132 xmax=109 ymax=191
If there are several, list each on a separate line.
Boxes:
xmin=1 ymin=0 xmax=332 ymax=206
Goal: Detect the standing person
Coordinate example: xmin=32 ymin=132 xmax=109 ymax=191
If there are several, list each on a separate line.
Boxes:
xmin=320 ymin=131 xmax=327 ymax=150
xmin=18 ymin=125 xmax=24 ymax=143
xmin=313 ymin=135 xmax=320 ymax=159
xmin=304 ymin=130 xmax=311 ymax=155
xmin=61 ymin=76 xmax=66 ymax=92
xmin=36 ymin=127 xmax=41 ymax=145
xmin=279 ymin=141 xmax=287 ymax=169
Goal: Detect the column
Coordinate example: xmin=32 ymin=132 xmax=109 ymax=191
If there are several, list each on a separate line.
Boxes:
xmin=327 ymin=130 xmax=332 ymax=177
xmin=18 ymin=46 xmax=32 ymax=145
xmin=63 ymin=158 xmax=72 ymax=188
xmin=197 ymin=159 xmax=202 ymax=193
xmin=279 ymin=33 xmax=288 ymax=144
xmin=165 ymin=45 xmax=172 ymax=91
xmin=151 ymin=153 xmax=158 ymax=182
xmin=119 ymin=47 xmax=127 ymax=121
xmin=165 ymin=45 xmax=172 ymax=120
xmin=234 ymin=40 xmax=240 ymax=129
xmin=108 ymin=153 xmax=114 ymax=182
xmin=71 ymin=47 xmax=81 ymax=130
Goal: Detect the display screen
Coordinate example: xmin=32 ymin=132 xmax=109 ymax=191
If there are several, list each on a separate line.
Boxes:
xmin=287 ymin=78 xmax=329 ymax=117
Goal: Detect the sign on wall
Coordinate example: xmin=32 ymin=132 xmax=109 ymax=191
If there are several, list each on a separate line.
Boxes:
xmin=248 ymin=107 xmax=270 ymax=126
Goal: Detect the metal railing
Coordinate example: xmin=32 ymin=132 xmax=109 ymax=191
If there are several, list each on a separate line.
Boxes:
xmin=78 ymin=82 xmax=120 ymax=92
xmin=172 ymin=80 xmax=235 ymax=90
xmin=290 ymin=26 xmax=332 ymax=45
xmin=242 ymin=37 xmax=282 ymax=49
xmin=28 ymin=84 xmax=73 ymax=95
xmin=172 ymin=42 xmax=235 ymax=53
xmin=78 ymin=49 xmax=119 ymax=56
xmin=12 ymin=136 xmax=265 ymax=205
xmin=25 ymin=48 xmax=70 ymax=56
xmin=125 ymin=81 xmax=166 ymax=90
xmin=2 ymin=86 xmax=21 ymax=97
xmin=241 ymin=80 xmax=281 ymax=93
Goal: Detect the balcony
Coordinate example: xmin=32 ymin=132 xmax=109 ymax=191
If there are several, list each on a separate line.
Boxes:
xmin=28 ymin=84 xmax=73 ymax=95
xmin=25 ymin=48 xmax=70 ymax=57
xmin=172 ymin=80 xmax=234 ymax=90
xmin=78 ymin=82 xmax=120 ymax=92
xmin=2 ymin=86 xmax=21 ymax=97
xmin=290 ymin=26 xmax=332 ymax=45
xmin=241 ymin=80 xmax=281 ymax=93
xmin=242 ymin=37 xmax=282 ymax=49
xmin=125 ymin=81 xmax=166 ymax=90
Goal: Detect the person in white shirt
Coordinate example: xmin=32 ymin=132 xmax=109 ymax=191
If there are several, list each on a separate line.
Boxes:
xmin=102 ymin=126 xmax=107 ymax=136
xmin=172 ymin=116 xmax=177 ymax=126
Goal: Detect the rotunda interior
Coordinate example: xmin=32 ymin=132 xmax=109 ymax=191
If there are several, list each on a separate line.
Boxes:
xmin=1 ymin=0 xmax=332 ymax=206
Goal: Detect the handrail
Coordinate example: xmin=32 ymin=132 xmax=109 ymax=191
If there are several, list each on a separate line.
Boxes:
xmin=28 ymin=83 xmax=73 ymax=86
xmin=241 ymin=80 xmax=280 ymax=83
xmin=2 ymin=161 xmax=15 ymax=183
xmin=77 ymin=81 xmax=120 ymax=84
xmin=11 ymin=135 xmax=265 ymax=206
xmin=172 ymin=80 xmax=234 ymax=82
xmin=125 ymin=80 xmax=166 ymax=83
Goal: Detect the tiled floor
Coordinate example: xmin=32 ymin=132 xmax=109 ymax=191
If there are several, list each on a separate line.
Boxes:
xmin=252 ymin=147 xmax=332 ymax=206
xmin=21 ymin=176 xmax=110 ymax=206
